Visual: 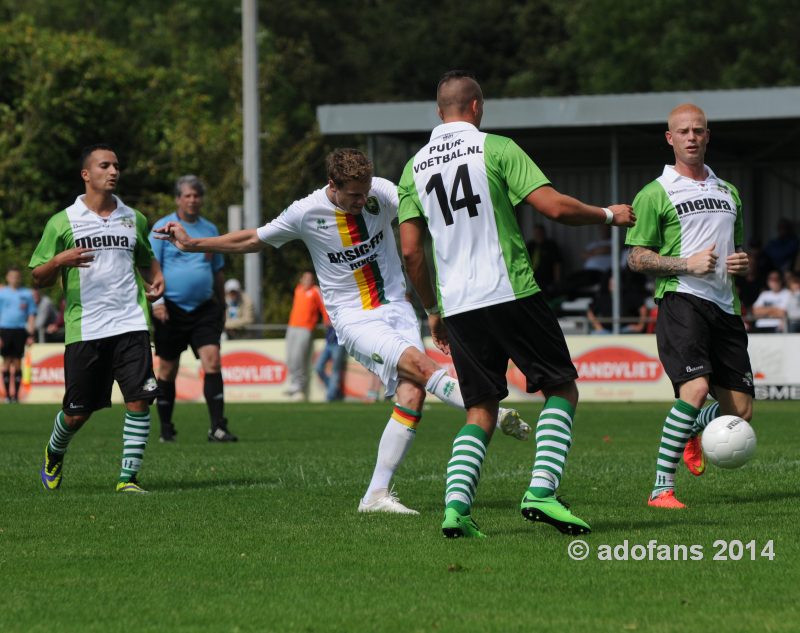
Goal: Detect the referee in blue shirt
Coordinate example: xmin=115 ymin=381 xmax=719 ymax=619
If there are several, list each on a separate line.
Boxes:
xmin=0 ymin=266 xmax=36 ymax=403
xmin=150 ymin=176 xmax=237 ymax=442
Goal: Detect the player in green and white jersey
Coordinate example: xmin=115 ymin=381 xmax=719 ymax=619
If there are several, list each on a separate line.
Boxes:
xmin=626 ymin=104 xmax=754 ymax=509
xmin=398 ymin=70 xmax=636 ymax=538
xmin=31 ymin=144 xmax=165 ymax=494
xmin=156 ymin=148 xmax=532 ymax=515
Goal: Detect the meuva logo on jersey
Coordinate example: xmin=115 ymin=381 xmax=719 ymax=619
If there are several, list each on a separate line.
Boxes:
xmin=572 ymin=347 xmax=663 ymax=382
xmin=74 ymin=234 xmax=132 ymax=250
xmin=221 ymin=351 xmax=287 ymax=385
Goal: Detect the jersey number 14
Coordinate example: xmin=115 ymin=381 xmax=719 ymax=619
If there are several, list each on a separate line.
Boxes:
xmin=425 ymin=164 xmax=481 ymax=226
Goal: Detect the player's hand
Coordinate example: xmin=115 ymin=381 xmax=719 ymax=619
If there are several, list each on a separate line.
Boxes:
xmin=56 ymin=247 xmax=95 ymax=268
xmin=429 ymin=314 xmax=450 ymax=355
xmin=153 ymin=222 xmax=193 ymax=251
xmin=151 ymin=302 xmax=169 ymax=322
xmin=726 ymin=251 xmax=749 ymax=276
xmin=609 ymin=204 xmax=636 ymax=227
xmin=145 ymin=273 xmax=165 ymax=302
xmin=686 ymin=244 xmax=718 ymax=275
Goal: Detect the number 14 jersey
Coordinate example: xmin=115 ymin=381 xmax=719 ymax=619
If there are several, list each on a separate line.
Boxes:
xmin=398 ymin=121 xmax=550 ymax=317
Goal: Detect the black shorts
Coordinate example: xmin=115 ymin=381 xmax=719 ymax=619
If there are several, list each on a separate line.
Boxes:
xmin=444 ymin=293 xmax=578 ymax=408
xmin=63 ymin=331 xmax=160 ymax=415
xmin=656 ymin=292 xmax=754 ymax=398
xmin=0 ymin=328 xmax=28 ymax=359
xmin=153 ymin=299 xmax=223 ymax=361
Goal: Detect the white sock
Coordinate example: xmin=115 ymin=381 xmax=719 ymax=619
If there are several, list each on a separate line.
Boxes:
xmin=426 ymin=368 xmax=513 ymax=431
xmin=364 ymin=419 xmax=416 ymax=500
xmin=425 ymin=369 xmax=465 ymax=408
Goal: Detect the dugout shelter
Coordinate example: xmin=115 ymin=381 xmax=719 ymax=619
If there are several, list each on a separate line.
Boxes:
xmin=317 ymin=87 xmax=800 ymax=279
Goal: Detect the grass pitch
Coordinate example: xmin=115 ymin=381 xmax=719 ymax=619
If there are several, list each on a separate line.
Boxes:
xmin=1 ymin=401 xmax=798 ymax=633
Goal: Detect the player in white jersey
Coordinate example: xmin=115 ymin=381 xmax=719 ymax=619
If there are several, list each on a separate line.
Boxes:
xmin=31 ymin=144 xmax=165 ymax=494
xmin=626 ymin=104 xmax=754 ymax=509
xmin=155 ymin=148 xmax=531 ymax=515
xmin=398 ymin=70 xmax=635 ymax=538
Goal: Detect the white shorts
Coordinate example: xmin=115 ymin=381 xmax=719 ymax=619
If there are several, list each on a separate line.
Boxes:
xmin=333 ymin=301 xmax=424 ymax=397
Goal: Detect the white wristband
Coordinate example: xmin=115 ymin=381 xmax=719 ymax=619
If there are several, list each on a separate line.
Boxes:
xmin=424 ymin=305 xmax=440 ymax=316
xmin=152 ymin=297 xmax=166 ymax=306
xmin=603 ymin=207 xmax=614 ymax=225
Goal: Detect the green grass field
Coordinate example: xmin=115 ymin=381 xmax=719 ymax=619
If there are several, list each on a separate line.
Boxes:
xmin=1 ymin=401 xmax=798 ymax=633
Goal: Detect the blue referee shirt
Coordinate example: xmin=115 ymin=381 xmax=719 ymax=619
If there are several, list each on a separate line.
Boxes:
xmin=0 ymin=286 xmax=36 ymax=329
xmin=150 ymin=213 xmax=225 ymax=312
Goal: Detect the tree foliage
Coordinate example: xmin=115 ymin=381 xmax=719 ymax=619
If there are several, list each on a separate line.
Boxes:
xmin=1 ymin=0 xmax=798 ymax=319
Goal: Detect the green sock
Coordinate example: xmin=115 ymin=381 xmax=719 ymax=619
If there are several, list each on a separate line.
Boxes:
xmin=47 ymin=410 xmax=76 ymax=455
xmin=692 ymin=402 xmax=720 ymax=434
xmin=445 ymin=424 xmax=489 ymax=515
xmin=119 ymin=409 xmax=150 ymax=483
xmin=529 ymin=396 xmax=575 ymax=498
xmin=652 ymin=399 xmax=699 ymax=498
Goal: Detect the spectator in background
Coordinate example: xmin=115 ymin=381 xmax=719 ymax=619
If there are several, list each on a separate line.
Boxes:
xmin=586 ymin=274 xmax=648 ymax=334
xmin=736 ymin=239 xmax=771 ymax=312
xmin=0 ymin=266 xmax=36 ymax=402
xmin=764 ymin=218 xmax=798 ymax=273
xmin=785 ymin=272 xmax=800 ymax=333
xmin=224 ymin=278 xmax=254 ymax=339
xmin=150 ymin=175 xmax=236 ymax=443
xmin=752 ymin=270 xmax=792 ymax=332
xmin=314 ymin=321 xmax=346 ymax=402
xmin=559 ymin=224 xmax=613 ymax=298
xmin=285 ymin=271 xmax=325 ymax=400
xmin=526 ymin=223 xmax=563 ymax=296
xmin=32 ymin=289 xmax=60 ymax=343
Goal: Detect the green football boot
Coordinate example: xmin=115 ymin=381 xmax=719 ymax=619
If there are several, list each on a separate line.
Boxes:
xmin=40 ymin=446 xmax=64 ymax=491
xmin=116 ymin=476 xmax=149 ymax=494
xmin=441 ymin=507 xmax=487 ymax=539
xmin=520 ymin=491 xmax=591 ymax=535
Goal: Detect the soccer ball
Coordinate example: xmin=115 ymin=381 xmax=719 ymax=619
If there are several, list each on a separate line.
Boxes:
xmin=701 ymin=415 xmax=757 ymax=469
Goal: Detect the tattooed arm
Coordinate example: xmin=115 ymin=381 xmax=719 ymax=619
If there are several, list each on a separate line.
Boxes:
xmin=627 ymin=245 xmax=718 ymax=276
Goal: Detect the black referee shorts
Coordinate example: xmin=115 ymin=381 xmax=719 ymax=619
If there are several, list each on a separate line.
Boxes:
xmin=444 ymin=293 xmax=578 ymax=408
xmin=655 ymin=292 xmax=754 ymax=398
xmin=63 ymin=331 xmax=160 ymax=416
xmin=153 ymin=299 xmax=223 ymax=361
xmin=0 ymin=328 xmax=28 ymax=359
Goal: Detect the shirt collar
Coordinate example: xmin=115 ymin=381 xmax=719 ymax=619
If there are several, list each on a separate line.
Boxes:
xmin=429 ymin=121 xmax=479 ymax=141
xmin=661 ymin=164 xmax=718 ymax=183
xmin=74 ymin=194 xmax=127 ymax=216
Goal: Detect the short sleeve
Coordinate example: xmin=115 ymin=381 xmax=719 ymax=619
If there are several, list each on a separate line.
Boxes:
xmin=726 ymin=181 xmax=744 ymax=248
xmin=397 ymin=158 xmax=424 ymax=223
xmin=134 ymin=211 xmax=156 ymax=267
xmin=370 ymin=177 xmax=399 ymax=221
xmin=29 ymin=212 xmax=68 ymax=269
xmin=490 ymin=136 xmax=550 ymax=206
xmin=625 ymin=183 xmax=664 ymax=248
xmin=257 ymin=203 xmax=302 ymax=248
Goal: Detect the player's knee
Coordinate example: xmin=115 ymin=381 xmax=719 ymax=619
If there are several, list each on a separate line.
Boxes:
xmin=684 ymin=382 xmax=710 ymax=406
xmin=732 ymin=399 xmax=753 ymax=422
xmin=543 ymin=380 xmax=579 ymax=407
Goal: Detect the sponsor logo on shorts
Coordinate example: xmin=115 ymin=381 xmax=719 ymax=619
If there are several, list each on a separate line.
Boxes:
xmin=371 ymin=353 xmax=384 ymax=364
xmin=364 ymin=196 xmax=380 ymax=215
xmin=742 ymin=372 xmax=753 ymax=387
xmin=142 ymin=378 xmax=158 ymax=392
xmin=685 ymin=364 xmax=704 ymax=373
